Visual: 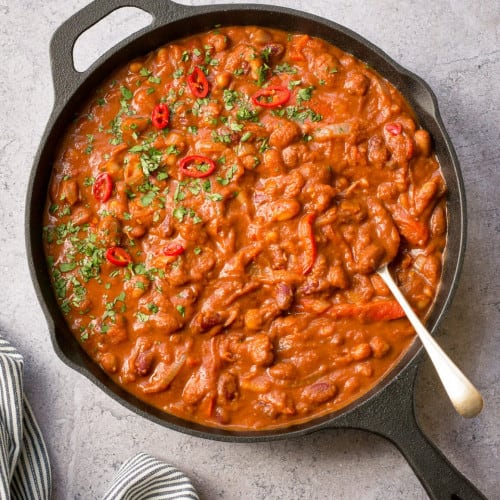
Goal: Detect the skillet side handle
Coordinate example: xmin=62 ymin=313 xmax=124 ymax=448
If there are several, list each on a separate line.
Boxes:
xmin=49 ymin=0 xmax=186 ymax=103
xmin=335 ymin=364 xmax=486 ymax=500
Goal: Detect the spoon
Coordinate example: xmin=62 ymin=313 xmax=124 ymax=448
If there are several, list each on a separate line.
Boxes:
xmin=377 ymin=264 xmax=484 ymax=418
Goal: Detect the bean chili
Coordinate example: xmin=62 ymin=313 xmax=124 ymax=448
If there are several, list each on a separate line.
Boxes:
xmin=43 ymin=26 xmax=447 ymax=430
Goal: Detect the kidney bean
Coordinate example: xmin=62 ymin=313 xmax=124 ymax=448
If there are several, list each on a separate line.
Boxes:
xmin=350 ymin=343 xmax=372 ymax=361
xmin=370 ymin=336 xmax=390 ymax=358
xmin=135 ymin=351 xmax=155 ymax=376
xmin=275 ymin=283 xmax=294 ymax=310
xmin=217 ymin=372 xmax=239 ymax=403
xmin=302 ymin=381 xmax=337 ymax=405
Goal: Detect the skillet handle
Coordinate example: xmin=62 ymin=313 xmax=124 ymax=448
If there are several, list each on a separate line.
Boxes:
xmin=334 ymin=363 xmax=486 ymax=500
xmin=49 ymin=0 xmax=188 ymax=103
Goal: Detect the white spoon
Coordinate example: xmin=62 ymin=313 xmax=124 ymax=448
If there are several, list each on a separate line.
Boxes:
xmin=377 ymin=264 xmax=484 ymax=418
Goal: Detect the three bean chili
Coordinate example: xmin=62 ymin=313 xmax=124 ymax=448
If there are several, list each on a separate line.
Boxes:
xmin=43 ymin=26 xmax=447 ymax=430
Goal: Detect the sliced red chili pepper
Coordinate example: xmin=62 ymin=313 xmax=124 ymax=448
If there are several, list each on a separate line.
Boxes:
xmin=105 ymin=247 xmax=132 ymax=267
xmin=179 ymin=155 xmax=216 ymax=178
xmin=299 ymin=212 xmax=316 ymax=275
xmin=252 ymin=86 xmax=291 ymax=108
xmin=151 ymin=103 xmax=170 ymax=129
xmin=92 ymin=173 xmax=113 ymax=202
xmin=163 ymin=242 xmax=185 ymax=256
xmin=187 ymin=67 xmax=209 ymax=98
xmin=385 ymin=122 xmax=402 ymax=136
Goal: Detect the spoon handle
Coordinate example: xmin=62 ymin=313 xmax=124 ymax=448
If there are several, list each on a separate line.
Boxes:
xmin=377 ymin=265 xmax=483 ymax=418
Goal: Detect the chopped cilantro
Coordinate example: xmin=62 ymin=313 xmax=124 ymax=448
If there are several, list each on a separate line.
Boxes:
xmin=212 ymin=130 xmax=232 ymax=144
xmin=84 ymin=134 xmax=94 ymax=155
xmin=173 ymin=206 xmax=188 ymax=222
xmin=174 ymin=183 xmax=186 ymax=202
xmin=236 ymin=106 xmax=259 ymax=122
xmin=176 ymin=305 xmax=185 ymax=317
xmin=60 ymin=262 xmax=76 ymax=272
xmin=297 ymin=86 xmax=314 ymax=104
xmin=217 ymin=164 xmax=238 ymax=186
xmin=136 ymin=311 xmax=149 ymax=322
xmin=148 ymin=75 xmax=161 ymax=84
xmin=223 ymin=89 xmax=239 ymax=110
xmin=120 ymin=86 xmax=133 ymax=100
xmin=206 ymin=193 xmax=224 ymax=202
xmin=261 ymin=46 xmax=272 ymax=63
xmin=256 ymin=63 xmax=270 ymax=86
xmin=274 ymin=62 xmax=297 ymax=74
xmin=165 ymin=145 xmax=180 ymax=155
xmin=240 ymin=131 xmax=252 ymax=142
xmin=258 ymin=137 xmax=270 ymax=153
xmin=172 ymin=68 xmax=184 ymax=79
xmin=147 ymin=303 xmax=159 ymax=313
xmin=140 ymin=191 xmax=156 ymax=207
xmin=192 ymin=98 xmax=210 ymax=117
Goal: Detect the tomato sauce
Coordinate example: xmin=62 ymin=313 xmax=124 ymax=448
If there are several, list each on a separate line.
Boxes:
xmin=43 ymin=26 xmax=447 ymax=429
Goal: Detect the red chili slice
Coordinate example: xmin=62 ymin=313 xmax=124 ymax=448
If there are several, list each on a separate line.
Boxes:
xmin=105 ymin=247 xmax=133 ymax=267
xmin=385 ymin=122 xmax=402 ymax=136
xmin=299 ymin=212 xmax=317 ymax=275
xmin=187 ymin=67 xmax=209 ymax=98
xmin=92 ymin=173 xmax=113 ymax=202
xmin=151 ymin=103 xmax=170 ymax=129
xmin=252 ymin=86 xmax=291 ymax=108
xmin=179 ymin=155 xmax=216 ymax=178
xmin=163 ymin=242 xmax=185 ymax=256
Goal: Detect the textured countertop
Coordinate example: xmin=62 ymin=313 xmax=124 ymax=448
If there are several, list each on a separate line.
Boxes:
xmin=0 ymin=0 xmax=498 ymax=498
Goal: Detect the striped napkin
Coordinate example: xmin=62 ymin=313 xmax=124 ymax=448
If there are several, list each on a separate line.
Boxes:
xmin=0 ymin=337 xmax=199 ymax=499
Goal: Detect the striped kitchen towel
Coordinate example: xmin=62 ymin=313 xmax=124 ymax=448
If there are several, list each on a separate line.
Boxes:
xmin=0 ymin=336 xmax=199 ymax=499
xmin=0 ymin=337 xmax=51 ymax=499
xmin=102 ymin=453 xmax=200 ymax=500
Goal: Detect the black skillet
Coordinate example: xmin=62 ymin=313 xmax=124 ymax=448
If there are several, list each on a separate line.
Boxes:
xmin=25 ymin=1 xmax=485 ymax=498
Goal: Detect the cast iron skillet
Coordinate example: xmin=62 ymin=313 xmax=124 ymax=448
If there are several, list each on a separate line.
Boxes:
xmin=25 ymin=1 xmax=485 ymax=498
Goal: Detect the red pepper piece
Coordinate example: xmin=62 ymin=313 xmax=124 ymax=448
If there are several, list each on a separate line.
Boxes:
xmin=163 ymin=242 xmax=185 ymax=256
xmin=151 ymin=103 xmax=170 ymax=129
xmin=187 ymin=67 xmax=209 ymax=98
xmin=92 ymin=173 xmax=113 ymax=202
xmin=328 ymin=300 xmax=405 ymax=321
xmin=252 ymin=86 xmax=291 ymax=108
xmin=390 ymin=205 xmax=429 ymax=247
xmin=179 ymin=155 xmax=216 ymax=178
xmin=105 ymin=247 xmax=133 ymax=267
xmin=385 ymin=122 xmax=402 ymax=136
xmin=299 ymin=212 xmax=316 ymax=274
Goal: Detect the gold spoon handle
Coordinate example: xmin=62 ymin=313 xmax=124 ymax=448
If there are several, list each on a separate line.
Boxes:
xmin=377 ymin=265 xmax=483 ymax=418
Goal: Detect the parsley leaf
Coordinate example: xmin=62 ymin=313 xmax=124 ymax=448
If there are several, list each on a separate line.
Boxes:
xmin=297 ymin=86 xmax=314 ymax=104
xmin=120 ymin=86 xmax=133 ymax=100
xmin=274 ymin=62 xmax=297 ymax=74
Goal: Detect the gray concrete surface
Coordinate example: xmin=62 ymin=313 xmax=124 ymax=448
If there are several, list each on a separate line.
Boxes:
xmin=0 ymin=0 xmax=498 ymax=498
